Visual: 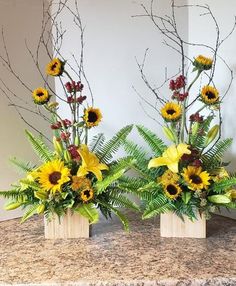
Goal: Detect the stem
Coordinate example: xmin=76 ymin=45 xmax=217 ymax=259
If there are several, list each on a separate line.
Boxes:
xmin=179 ymin=70 xmax=202 ymax=143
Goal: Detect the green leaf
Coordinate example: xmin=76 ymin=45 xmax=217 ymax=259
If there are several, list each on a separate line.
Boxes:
xmin=75 ymin=203 xmax=99 ymax=224
xmin=136 ymin=125 xmax=166 ymax=156
xmin=212 ymin=176 xmax=236 ymax=193
xmin=25 ymin=130 xmax=54 ymax=162
xmin=89 ymin=133 xmax=105 ymax=152
xmin=96 ymin=169 xmax=126 ymax=194
xmin=9 ymin=157 xmax=35 ymax=174
xmin=20 ymin=179 xmax=41 ymax=191
xmin=97 ymin=125 xmax=133 ymax=163
xmin=109 ymin=192 xmax=140 ymax=211
xmin=21 ymin=204 xmax=39 ymax=223
xmin=96 ymin=200 xmax=129 ymax=231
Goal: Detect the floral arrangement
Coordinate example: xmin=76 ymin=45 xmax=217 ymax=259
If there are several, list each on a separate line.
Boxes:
xmin=123 ymin=2 xmax=236 ymax=221
xmin=124 ymin=55 xmax=236 ymax=221
xmin=0 ymin=57 xmax=139 ymax=229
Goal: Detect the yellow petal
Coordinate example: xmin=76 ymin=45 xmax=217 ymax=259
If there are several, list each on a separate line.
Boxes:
xmin=89 ymin=167 xmax=103 ymax=181
xmin=167 ymin=162 xmax=179 ymax=173
xmin=77 ymin=166 xmax=89 ymax=178
xmin=98 ymin=163 xmax=109 ymax=171
xmin=148 ymin=157 xmax=171 ymax=169
xmin=177 ymin=143 xmax=191 ymax=156
xmin=165 ymin=145 xmax=178 ymax=161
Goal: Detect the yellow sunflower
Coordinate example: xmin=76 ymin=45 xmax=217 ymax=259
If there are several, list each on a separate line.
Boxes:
xmin=182 ymin=166 xmax=211 ymax=191
xmin=163 ymin=182 xmax=182 ymax=200
xmin=46 ymin=58 xmax=63 ymax=76
xmin=160 ymin=169 xmax=179 ymax=185
xmin=81 ymin=188 xmax=94 ymax=203
xmin=32 ymin=87 xmax=50 ymax=105
xmin=161 ymin=102 xmax=182 ymax=121
xmin=38 ymin=160 xmax=70 ymax=194
xmin=71 ymin=176 xmax=91 ymax=191
xmin=193 ymin=55 xmax=213 ymax=71
xmin=201 ymin=85 xmax=219 ymax=105
xmin=83 ymin=107 xmax=102 ymax=128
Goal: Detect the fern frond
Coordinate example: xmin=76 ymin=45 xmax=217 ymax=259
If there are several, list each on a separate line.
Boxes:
xmin=212 ymin=176 xmax=236 ymax=193
xmin=25 ymin=130 xmax=54 ymax=162
xmin=96 ymin=199 xmax=129 ymax=231
xmin=96 ymin=169 xmax=126 ymax=194
xmin=109 ymin=192 xmax=140 ymax=211
xmin=97 ymin=125 xmax=133 ymax=163
xmin=142 ymin=194 xmax=173 ymax=219
xmin=9 ymin=157 xmax=36 ymax=174
xmin=21 ymin=204 xmax=39 ymax=223
xmin=202 ymin=138 xmax=233 ymax=169
xmin=89 ymin=133 xmax=105 ymax=152
xmin=136 ymin=125 xmax=166 ymax=156
xmin=0 ymin=189 xmax=21 ymax=199
xmin=20 ymin=179 xmax=41 ymax=191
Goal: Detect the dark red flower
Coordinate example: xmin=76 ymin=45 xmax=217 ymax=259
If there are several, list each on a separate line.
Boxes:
xmin=50 ymin=121 xmax=62 ymax=130
xmin=61 ymin=132 xmax=71 ymax=141
xmin=169 ymin=75 xmax=186 ymax=91
xmin=189 ymin=112 xmax=204 ymax=123
xmin=62 ymin=119 xmax=72 ymax=128
xmin=65 ymin=82 xmax=73 ymax=93
xmin=68 ymin=145 xmax=81 ymax=161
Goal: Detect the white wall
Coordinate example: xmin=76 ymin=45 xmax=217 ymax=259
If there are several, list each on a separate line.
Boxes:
xmin=54 ymin=0 xmax=188 ymax=148
xmin=0 ymin=0 xmax=52 ymax=220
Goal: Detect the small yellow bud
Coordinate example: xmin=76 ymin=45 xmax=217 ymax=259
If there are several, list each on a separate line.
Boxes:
xmin=64 ymin=150 xmax=71 ymax=162
xmin=162 ymin=126 xmax=176 ymax=142
xmin=5 ymin=202 xmax=22 ymax=210
xmin=37 ymin=204 xmax=45 ymax=214
xmin=53 ymin=136 xmax=63 ymax=155
xmin=204 ymin=125 xmax=219 ymax=147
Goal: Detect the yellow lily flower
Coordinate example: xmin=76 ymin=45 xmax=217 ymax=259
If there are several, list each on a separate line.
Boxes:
xmin=77 ymin=144 xmax=109 ymax=181
xmin=148 ymin=143 xmax=191 ymax=173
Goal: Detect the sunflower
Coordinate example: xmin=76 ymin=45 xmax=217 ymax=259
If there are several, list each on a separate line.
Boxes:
xmin=32 ymin=87 xmax=50 ymax=105
xmin=201 ymin=86 xmax=219 ymax=105
xmin=38 ymin=160 xmax=70 ymax=194
xmin=83 ymin=107 xmax=102 ymax=128
xmin=193 ymin=55 xmax=213 ymax=71
xmin=163 ymin=182 xmax=182 ymax=200
xmin=182 ymin=166 xmax=211 ymax=191
xmin=71 ymin=176 xmax=91 ymax=191
xmin=160 ymin=169 xmax=179 ymax=185
xmin=46 ymin=58 xmax=64 ymax=76
xmin=81 ymin=188 xmax=94 ymax=202
xmin=161 ymin=102 xmax=182 ymax=121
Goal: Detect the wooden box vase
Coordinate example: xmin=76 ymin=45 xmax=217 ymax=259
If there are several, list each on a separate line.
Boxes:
xmin=160 ymin=212 xmax=206 ymax=238
xmin=44 ymin=210 xmax=90 ymax=239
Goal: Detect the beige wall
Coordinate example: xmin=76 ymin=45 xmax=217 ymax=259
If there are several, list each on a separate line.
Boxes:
xmin=0 ymin=0 xmax=52 ymax=220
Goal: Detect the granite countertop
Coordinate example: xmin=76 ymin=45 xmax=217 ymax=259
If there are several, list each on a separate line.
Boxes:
xmin=0 ymin=211 xmax=236 ymax=286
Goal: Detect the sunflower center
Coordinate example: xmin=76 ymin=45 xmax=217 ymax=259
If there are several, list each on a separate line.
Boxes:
xmin=88 ymin=111 xmax=98 ymax=123
xmin=166 ymin=184 xmax=178 ymax=195
xmin=190 ymin=174 xmax=202 ymax=184
xmin=51 ymin=62 xmax=58 ymax=71
xmin=206 ymin=91 xmax=215 ymax=99
xmin=36 ymin=92 xmax=44 ymax=97
xmin=49 ymin=171 xmax=61 ymax=185
xmin=83 ymin=189 xmax=91 ymax=198
xmin=167 ymin=109 xmax=176 ymax=115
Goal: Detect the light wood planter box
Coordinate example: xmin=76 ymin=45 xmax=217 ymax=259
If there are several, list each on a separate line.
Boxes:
xmin=44 ymin=211 xmax=90 ymax=239
xmin=160 ymin=212 xmax=206 ymax=238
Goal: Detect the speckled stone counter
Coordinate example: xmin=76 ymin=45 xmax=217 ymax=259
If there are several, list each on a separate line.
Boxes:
xmin=0 ymin=212 xmax=236 ymax=286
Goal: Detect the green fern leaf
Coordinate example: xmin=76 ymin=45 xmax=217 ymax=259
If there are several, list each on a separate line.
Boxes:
xmin=96 ymin=199 xmax=129 ymax=231
xmin=89 ymin=133 xmax=105 ymax=152
xmin=136 ymin=125 xmax=166 ymax=156
xmin=96 ymin=125 xmax=133 ymax=163
xmin=9 ymin=157 xmax=35 ymax=174
xmin=25 ymin=130 xmax=54 ymax=162
xmin=109 ymin=192 xmax=140 ymax=211
xmin=212 ymin=176 xmax=236 ymax=193
xmin=21 ymin=204 xmax=39 ymax=223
